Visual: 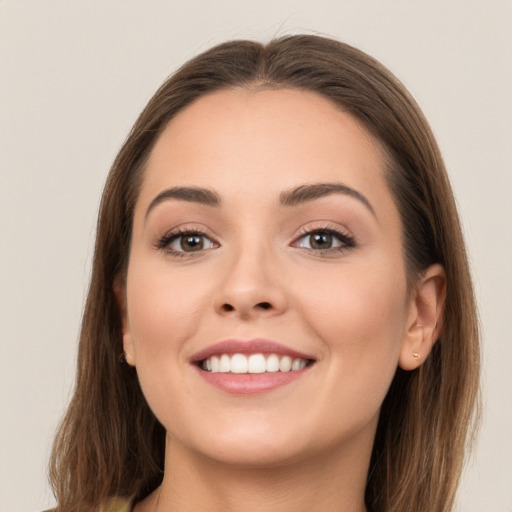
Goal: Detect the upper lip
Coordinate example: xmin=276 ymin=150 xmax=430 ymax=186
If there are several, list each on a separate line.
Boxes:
xmin=190 ymin=338 xmax=316 ymax=363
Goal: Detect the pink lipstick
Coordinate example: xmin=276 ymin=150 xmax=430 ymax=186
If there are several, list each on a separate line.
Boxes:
xmin=191 ymin=339 xmax=315 ymax=394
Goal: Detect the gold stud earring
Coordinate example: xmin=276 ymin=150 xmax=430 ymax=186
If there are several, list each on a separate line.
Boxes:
xmin=413 ymin=352 xmax=421 ymax=360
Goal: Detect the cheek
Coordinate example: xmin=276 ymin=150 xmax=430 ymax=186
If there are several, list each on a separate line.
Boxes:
xmin=297 ymin=258 xmax=408 ymax=396
xmin=124 ymin=260 xmax=211 ymax=427
xmin=303 ymin=258 xmax=406 ymax=334
xmin=126 ymin=260 xmax=208 ymax=356
xmin=124 ymin=257 xmax=215 ymax=418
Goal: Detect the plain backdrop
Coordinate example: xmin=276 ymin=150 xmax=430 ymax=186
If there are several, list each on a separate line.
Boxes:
xmin=1 ymin=1 xmax=511 ymax=511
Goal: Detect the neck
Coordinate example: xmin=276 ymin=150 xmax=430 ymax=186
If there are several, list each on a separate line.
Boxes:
xmin=137 ymin=432 xmax=372 ymax=512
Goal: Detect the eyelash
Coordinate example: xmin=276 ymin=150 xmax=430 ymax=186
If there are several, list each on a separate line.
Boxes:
xmin=156 ymin=227 xmax=218 ymax=258
xmin=156 ymin=225 xmax=356 ymax=257
xmin=293 ymin=225 xmax=356 ymax=254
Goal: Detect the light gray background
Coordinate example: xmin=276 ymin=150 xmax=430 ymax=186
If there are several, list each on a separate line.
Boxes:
xmin=1 ymin=1 xmax=511 ymax=511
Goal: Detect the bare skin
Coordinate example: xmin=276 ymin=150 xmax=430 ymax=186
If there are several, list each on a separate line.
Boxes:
xmin=120 ymin=88 xmax=445 ymax=512
xmin=139 ymin=436 xmax=371 ymax=512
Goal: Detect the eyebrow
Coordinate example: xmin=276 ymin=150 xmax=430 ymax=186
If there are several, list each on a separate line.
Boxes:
xmin=145 ymin=186 xmax=221 ymax=221
xmin=279 ymin=182 xmax=376 ymax=217
xmin=144 ymin=182 xmax=376 ymax=221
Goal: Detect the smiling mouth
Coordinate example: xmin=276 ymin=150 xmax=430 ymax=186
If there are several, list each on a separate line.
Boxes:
xmin=192 ymin=339 xmax=316 ymax=393
xmin=199 ymin=353 xmax=314 ymax=374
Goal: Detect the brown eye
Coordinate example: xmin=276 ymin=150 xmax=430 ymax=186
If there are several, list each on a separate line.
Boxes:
xmin=297 ymin=231 xmax=341 ymax=250
xmin=161 ymin=231 xmax=217 ymax=254
xmin=180 ymin=235 xmax=204 ymax=252
xmin=309 ymin=232 xmax=333 ymax=250
xmin=293 ymin=228 xmax=355 ymax=254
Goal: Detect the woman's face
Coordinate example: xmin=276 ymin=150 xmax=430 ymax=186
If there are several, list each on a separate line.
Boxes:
xmin=122 ymin=88 xmax=418 ymax=467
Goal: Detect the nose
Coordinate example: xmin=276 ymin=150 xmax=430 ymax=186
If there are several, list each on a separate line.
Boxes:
xmin=213 ymin=245 xmax=288 ymax=319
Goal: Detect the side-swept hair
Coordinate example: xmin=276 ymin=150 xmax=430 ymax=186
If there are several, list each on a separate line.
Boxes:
xmin=49 ymin=35 xmax=480 ymax=512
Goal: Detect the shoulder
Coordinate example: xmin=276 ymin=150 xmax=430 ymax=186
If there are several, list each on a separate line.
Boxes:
xmin=103 ymin=497 xmax=133 ymax=512
xmin=41 ymin=497 xmax=132 ymax=512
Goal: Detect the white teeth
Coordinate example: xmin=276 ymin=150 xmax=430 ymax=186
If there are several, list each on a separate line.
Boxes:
xmin=204 ymin=353 xmax=310 ymax=374
xmin=248 ymin=354 xmax=266 ymax=373
xmin=265 ymin=354 xmax=280 ymax=372
xmin=230 ymin=353 xmax=248 ymax=373
xmin=292 ymin=358 xmax=303 ymax=371
xmin=279 ymin=355 xmax=292 ymax=372
xmin=219 ymin=354 xmax=231 ymax=373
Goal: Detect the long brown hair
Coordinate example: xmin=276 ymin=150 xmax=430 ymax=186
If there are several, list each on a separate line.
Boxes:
xmin=49 ymin=35 xmax=480 ymax=512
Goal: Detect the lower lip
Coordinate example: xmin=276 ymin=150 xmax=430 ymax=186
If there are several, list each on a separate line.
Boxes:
xmin=195 ymin=366 xmax=311 ymax=394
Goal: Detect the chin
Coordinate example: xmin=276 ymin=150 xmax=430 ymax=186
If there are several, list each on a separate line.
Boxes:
xmin=167 ymin=409 xmax=375 ymax=471
xmin=166 ymin=415 xmax=311 ymax=468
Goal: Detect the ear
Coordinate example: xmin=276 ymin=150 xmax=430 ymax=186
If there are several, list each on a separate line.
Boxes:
xmin=399 ymin=264 xmax=446 ymax=371
xmin=113 ymin=277 xmax=135 ymax=367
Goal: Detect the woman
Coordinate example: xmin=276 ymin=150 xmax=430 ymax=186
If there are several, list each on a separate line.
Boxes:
xmin=48 ymin=35 xmax=480 ymax=512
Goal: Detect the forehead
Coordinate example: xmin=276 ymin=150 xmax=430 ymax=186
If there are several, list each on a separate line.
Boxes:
xmin=139 ymin=88 xmax=394 ymax=217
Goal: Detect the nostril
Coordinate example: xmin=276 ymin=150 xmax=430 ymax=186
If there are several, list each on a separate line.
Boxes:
xmin=219 ymin=302 xmax=273 ymax=313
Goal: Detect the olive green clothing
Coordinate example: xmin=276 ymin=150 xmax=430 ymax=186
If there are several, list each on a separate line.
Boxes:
xmin=102 ymin=497 xmax=132 ymax=512
xmin=104 ymin=497 xmax=132 ymax=512
xmin=44 ymin=497 xmax=132 ymax=512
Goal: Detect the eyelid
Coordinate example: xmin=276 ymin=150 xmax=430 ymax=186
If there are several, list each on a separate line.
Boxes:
xmin=153 ymin=221 xmax=355 ymax=257
xmin=154 ymin=224 xmax=220 ymax=255
xmin=291 ymin=223 xmax=356 ymax=253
